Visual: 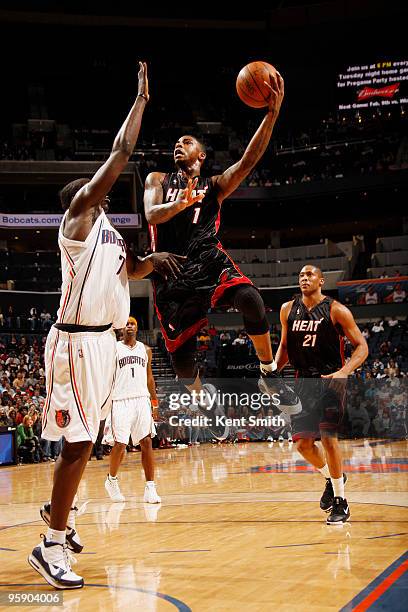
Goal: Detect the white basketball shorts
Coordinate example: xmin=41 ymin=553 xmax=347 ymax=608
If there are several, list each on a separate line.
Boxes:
xmin=103 ymin=396 xmax=156 ymax=446
xmin=42 ymin=325 xmax=117 ymax=443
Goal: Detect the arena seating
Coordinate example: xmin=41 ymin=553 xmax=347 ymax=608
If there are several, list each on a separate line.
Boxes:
xmin=367 ymin=235 xmax=408 ymax=278
xmin=228 ymin=240 xmax=354 ymax=288
xmin=0 ymin=250 xmax=61 ymax=291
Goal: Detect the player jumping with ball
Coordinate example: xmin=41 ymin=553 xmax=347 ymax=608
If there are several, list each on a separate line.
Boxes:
xmin=145 ymin=68 xmax=289 ymax=412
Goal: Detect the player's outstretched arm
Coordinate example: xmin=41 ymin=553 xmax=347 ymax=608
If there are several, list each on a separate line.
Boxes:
xmin=69 ymin=62 xmax=149 ymax=218
xmin=127 ymin=251 xmax=186 ymax=280
xmin=323 ymin=302 xmax=369 ymax=378
xmin=275 ymin=301 xmax=292 ymax=371
xmin=213 ymin=72 xmax=284 ymax=203
xmin=144 ymin=174 xmax=204 ymax=224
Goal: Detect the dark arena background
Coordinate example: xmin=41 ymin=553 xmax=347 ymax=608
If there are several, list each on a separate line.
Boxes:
xmin=0 ymin=2 xmax=407 ymax=611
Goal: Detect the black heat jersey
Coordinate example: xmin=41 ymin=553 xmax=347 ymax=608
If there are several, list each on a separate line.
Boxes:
xmin=148 ymin=172 xmax=252 ymax=352
xmin=287 ymin=295 xmax=344 ymax=376
xmin=149 ymin=173 xmax=220 ymax=257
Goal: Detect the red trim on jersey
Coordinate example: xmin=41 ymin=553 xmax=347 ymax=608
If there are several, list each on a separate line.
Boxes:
xmin=210 ymin=241 xmax=253 ymax=307
xmin=68 ymin=339 xmax=92 ymax=439
xmin=292 ymin=431 xmax=318 ymax=441
xmin=42 ymin=330 xmax=59 ymax=430
xmin=149 ymin=224 xmax=157 ymax=253
xmin=329 ymin=298 xmax=346 ymax=369
xmin=163 ymin=317 xmax=208 ymax=352
xmin=151 ymin=278 xmax=207 ymax=352
xmin=211 ymin=275 xmax=253 ymax=307
xmin=60 ymin=243 xmax=76 ymax=278
xmin=215 ymin=206 xmax=221 ymax=233
xmin=58 ymin=283 xmax=72 ymax=324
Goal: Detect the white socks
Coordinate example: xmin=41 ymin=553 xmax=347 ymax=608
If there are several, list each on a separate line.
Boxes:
xmin=318 ymin=464 xmax=331 ymax=479
xmin=67 ymin=494 xmax=78 ymax=529
xmin=319 ymin=465 xmax=345 ymax=498
xmin=146 ymin=481 xmax=155 ymax=488
xmin=46 ymin=528 xmax=65 ymax=545
xmin=260 ymin=360 xmax=277 ymax=374
xmin=108 ymin=474 xmax=118 ymax=480
xmin=331 ymin=477 xmax=345 ymax=499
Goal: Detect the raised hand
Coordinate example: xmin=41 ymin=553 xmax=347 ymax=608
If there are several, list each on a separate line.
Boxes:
xmin=175 ymin=177 xmax=205 ymax=212
xmin=149 ymin=252 xmax=187 ymax=280
xmin=138 ymin=61 xmax=149 ymax=101
xmin=263 ymin=70 xmax=284 ymax=114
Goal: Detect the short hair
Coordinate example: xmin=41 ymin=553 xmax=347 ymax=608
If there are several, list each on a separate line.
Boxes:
xmin=301 ymin=264 xmax=323 ymax=278
xmin=180 ymin=134 xmax=206 ymax=154
xmin=194 ymin=136 xmax=206 ymax=154
xmin=59 ymin=178 xmax=89 ymax=211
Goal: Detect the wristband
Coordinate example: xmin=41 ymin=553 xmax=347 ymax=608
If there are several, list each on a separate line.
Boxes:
xmin=151 ymin=399 xmax=159 ymax=408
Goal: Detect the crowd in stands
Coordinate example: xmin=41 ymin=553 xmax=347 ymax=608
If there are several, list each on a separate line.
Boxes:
xmin=360 ymin=283 xmax=407 ymax=305
xmin=2 ymin=112 xmax=406 ymax=188
xmin=1 ymin=315 xmax=406 ymax=463
xmin=0 ymin=306 xmax=55 ymax=332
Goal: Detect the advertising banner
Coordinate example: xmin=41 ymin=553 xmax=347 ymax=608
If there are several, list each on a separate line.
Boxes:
xmin=0 ymin=213 xmax=142 ymax=229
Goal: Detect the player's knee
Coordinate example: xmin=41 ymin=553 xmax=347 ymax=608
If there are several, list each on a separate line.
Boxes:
xmin=61 ymin=440 xmax=93 ymax=463
xmin=321 ymin=436 xmax=338 ymax=450
xmin=296 ymin=438 xmax=313 ymax=454
xmin=232 ymin=285 xmax=269 ymax=335
xmin=114 ymin=442 xmax=126 ymax=452
xmin=139 ymin=436 xmax=152 ymax=449
xmin=171 ymin=337 xmax=198 ymax=380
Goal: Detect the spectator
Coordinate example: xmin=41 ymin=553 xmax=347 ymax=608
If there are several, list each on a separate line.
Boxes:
xmin=219 ymin=331 xmax=231 ymax=343
xmin=28 ymin=307 xmax=38 ymax=331
xmin=208 ymin=325 xmax=217 ymax=337
xmin=40 ymin=308 xmax=52 ymax=331
xmin=365 ymin=288 xmax=379 ymax=305
xmin=390 ymin=283 xmax=406 ymax=303
xmin=0 ymin=407 xmax=14 ymax=427
xmin=371 ymin=320 xmax=384 ymax=333
xmin=232 ymin=332 xmax=247 ymax=346
xmin=17 ymin=414 xmax=41 ymax=463
xmin=387 ymin=316 xmax=399 ymax=328
xmin=348 ymin=402 xmax=371 ymax=437
xmin=385 ymin=359 xmax=399 ymax=378
xmin=372 ymin=357 xmax=384 ymax=371
xmin=362 ymin=327 xmax=370 ymax=339
xmin=13 ymin=370 xmax=26 ymax=391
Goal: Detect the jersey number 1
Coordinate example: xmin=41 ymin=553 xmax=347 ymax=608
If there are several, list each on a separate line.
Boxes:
xmin=192 ymin=207 xmax=201 ymax=224
xmin=303 ymin=334 xmax=317 ymax=347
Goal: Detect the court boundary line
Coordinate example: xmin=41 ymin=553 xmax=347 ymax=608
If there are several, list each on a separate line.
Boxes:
xmin=339 ymin=550 xmax=408 ymax=612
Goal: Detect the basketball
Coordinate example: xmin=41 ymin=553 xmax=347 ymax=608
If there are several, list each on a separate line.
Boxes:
xmin=236 ymin=61 xmax=278 ymax=108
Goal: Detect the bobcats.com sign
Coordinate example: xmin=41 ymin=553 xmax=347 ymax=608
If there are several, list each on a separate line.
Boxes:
xmin=0 ymin=213 xmax=141 ymax=228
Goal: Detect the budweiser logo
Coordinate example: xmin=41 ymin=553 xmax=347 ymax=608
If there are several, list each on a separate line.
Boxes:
xmin=357 ymin=83 xmax=400 ymax=101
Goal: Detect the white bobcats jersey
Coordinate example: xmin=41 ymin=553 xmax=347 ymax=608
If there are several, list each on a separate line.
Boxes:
xmin=57 ymin=210 xmax=129 ymax=328
xmin=112 ymin=341 xmax=150 ymax=401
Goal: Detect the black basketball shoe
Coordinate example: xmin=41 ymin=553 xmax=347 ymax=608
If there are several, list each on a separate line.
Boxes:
xmin=320 ymin=473 xmax=348 ymax=512
xmin=258 ymin=371 xmax=302 ymax=416
xmin=326 ymin=497 xmax=350 ymax=525
xmin=191 ymin=383 xmax=229 ymax=441
xmin=40 ymin=502 xmax=83 ymax=553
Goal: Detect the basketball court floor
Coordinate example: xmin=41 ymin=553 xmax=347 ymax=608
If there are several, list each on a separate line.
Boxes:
xmin=0 ymin=439 xmax=407 ymax=611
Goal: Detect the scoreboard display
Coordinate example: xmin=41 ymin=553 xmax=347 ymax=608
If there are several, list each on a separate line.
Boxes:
xmin=336 ymin=60 xmax=408 ymax=111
